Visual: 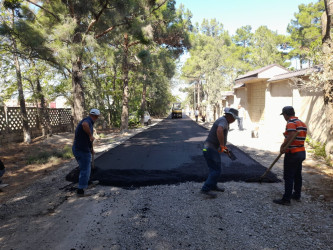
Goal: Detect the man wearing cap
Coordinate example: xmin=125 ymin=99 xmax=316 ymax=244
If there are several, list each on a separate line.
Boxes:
xmin=200 ymin=108 xmax=239 ymax=198
xmin=72 ymin=109 xmax=100 ymax=197
xmin=273 ymin=106 xmax=307 ymax=205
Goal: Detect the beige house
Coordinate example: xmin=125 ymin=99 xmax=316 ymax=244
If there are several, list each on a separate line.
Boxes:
xmin=233 ymin=64 xmax=327 ymax=143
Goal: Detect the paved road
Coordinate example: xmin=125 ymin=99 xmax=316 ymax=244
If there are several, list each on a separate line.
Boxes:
xmin=67 ymin=115 xmax=279 ymax=186
xmin=95 ymin=115 xmax=207 ymax=171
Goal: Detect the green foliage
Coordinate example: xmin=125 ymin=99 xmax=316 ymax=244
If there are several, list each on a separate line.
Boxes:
xmin=249 ymin=26 xmax=290 ymax=68
xmin=3 ymin=0 xmax=22 ymax=10
xmin=128 ymin=111 xmax=141 ymax=127
xmin=287 ymin=0 xmax=325 ymax=66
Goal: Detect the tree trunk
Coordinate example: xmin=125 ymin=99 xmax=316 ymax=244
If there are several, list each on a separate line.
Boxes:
xmin=322 ymin=0 xmax=333 ymax=158
xmin=14 ymin=55 xmax=31 ymax=143
xmin=11 ymin=10 xmax=31 ymax=144
xmin=72 ymin=57 xmax=86 ymax=126
xmin=197 ymin=80 xmax=201 ymax=108
xmin=140 ymin=76 xmax=147 ymax=125
xmin=36 ymin=78 xmax=52 ymax=137
xmin=120 ymin=33 xmax=130 ymax=131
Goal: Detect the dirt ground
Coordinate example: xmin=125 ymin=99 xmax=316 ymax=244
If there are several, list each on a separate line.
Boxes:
xmin=1 ymin=128 xmax=332 ymax=204
xmin=0 ymin=128 xmax=120 ymax=203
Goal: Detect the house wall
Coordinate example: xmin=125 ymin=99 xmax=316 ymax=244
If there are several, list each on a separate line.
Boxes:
xmin=294 ymin=89 xmax=328 ymax=144
xmin=264 ymin=79 xmax=327 ymax=144
xmin=234 ymin=87 xmax=247 ymax=108
xmin=247 ymin=81 xmax=266 ymax=124
xmin=263 ymin=81 xmax=293 ymax=138
xmin=226 ymin=96 xmax=234 ymax=108
xmin=235 ymin=65 xmax=328 ymax=145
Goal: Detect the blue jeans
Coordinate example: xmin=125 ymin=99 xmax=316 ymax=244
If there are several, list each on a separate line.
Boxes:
xmin=283 ymin=151 xmax=306 ymax=201
xmin=72 ymin=146 xmax=92 ymax=189
xmin=202 ymin=147 xmax=221 ymax=191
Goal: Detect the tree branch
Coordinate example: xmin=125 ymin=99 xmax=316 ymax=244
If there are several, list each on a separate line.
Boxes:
xmin=150 ymin=0 xmax=168 ymax=14
xmin=25 ymin=0 xmax=60 ymax=22
xmin=94 ymin=21 xmax=127 ymax=39
xmin=128 ymin=40 xmax=141 ymax=48
xmin=86 ymin=1 xmax=109 ymax=34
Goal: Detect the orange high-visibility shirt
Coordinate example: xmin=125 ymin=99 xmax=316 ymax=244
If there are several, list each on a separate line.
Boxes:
xmin=284 ymin=116 xmax=307 ymax=153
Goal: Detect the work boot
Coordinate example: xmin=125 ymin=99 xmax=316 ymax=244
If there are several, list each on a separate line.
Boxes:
xmin=213 ymin=186 xmax=225 ymax=192
xmin=291 ymin=193 xmax=301 ymax=202
xmin=200 ymin=190 xmax=217 ymax=199
xmin=77 ymin=188 xmax=84 ymax=197
xmin=77 ymin=188 xmax=94 ymax=197
xmin=273 ymin=198 xmax=291 ymax=206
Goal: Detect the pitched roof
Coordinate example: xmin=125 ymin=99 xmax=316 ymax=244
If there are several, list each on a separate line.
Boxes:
xmin=268 ymin=66 xmax=323 ymax=82
xmin=236 ymin=64 xmax=288 ymax=80
xmin=221 ymin=91 xmax=234 ymax=96
xmin=233 ymin=83 xmax=245 ymax=89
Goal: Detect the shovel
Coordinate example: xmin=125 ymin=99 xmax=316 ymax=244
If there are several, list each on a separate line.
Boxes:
xmin=246 ymin=131 xmax=300 ymax=183
xmin=225 ymin=149 xmax=237 ymax=161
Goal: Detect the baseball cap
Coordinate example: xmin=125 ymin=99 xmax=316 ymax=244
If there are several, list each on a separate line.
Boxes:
xmin=280 ymin=106 xmax=295 ymax=116
xmin=225 ymin=108 xmax=239 ymax=119
xmin=90 ymin=108 xmax=100 ymax=116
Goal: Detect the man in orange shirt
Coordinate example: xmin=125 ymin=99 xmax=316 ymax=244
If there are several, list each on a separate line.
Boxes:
xmin=273 ymin=106 xmax=307 ymax=205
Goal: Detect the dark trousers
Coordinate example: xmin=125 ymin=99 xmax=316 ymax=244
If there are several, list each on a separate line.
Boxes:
xmin=202 ymin=147 xmax=221 ymax=191
xmin=283 ymin=151 xmax=306 ymax=201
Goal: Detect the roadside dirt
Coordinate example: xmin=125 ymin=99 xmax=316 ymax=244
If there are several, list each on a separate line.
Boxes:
xmin=0 ymin=128 xmax=120 ymax=203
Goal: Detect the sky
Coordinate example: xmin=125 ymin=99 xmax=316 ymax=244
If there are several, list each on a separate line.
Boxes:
xmin=175 ymin=0 xmax=316 ymax=35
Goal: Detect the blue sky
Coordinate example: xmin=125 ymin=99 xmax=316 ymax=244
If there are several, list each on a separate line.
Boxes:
xmin=176 ymin=0 xmax=316 ymax=35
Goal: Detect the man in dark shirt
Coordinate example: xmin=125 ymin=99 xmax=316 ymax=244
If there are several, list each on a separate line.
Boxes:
xmin=201 ymin=108 xmax=239 ymax=198
xmin=72 ymin=109 xmax=100 ymax=196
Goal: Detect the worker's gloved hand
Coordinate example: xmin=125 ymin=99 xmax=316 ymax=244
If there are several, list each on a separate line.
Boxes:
xmin=218 ymin=145 xmax=229 ymax=154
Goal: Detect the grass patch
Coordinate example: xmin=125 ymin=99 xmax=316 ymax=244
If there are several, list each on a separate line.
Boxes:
xmin=306 ymin=136 xmax=326 ymax=158
xmin=27 ymin=145 xmax=73 ymax=165
xmin=306 ymin=136 xmax=332 ymax=166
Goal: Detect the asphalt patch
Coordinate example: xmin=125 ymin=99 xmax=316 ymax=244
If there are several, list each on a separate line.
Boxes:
xmin=66 ymin=117 xmax=280 ymax=187
xmin=66 ymin=144 xmax=280 ymax=187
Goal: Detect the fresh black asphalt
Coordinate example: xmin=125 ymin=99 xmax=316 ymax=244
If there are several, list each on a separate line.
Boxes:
xmin=66 ymin=115 xmax=280 ymax=187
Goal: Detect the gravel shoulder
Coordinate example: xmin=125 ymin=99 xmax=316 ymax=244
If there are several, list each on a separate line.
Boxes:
xmin=0 ymin=117 xmax=332 ymax=249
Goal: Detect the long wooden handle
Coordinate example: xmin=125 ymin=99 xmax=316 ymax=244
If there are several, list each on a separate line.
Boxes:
xmin=91 ymin=144 xmax=95 ymax=169
xmin=260 ymin=131 xmax=300 ymax=179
